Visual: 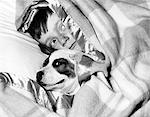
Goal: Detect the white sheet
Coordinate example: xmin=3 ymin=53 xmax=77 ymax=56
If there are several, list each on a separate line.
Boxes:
xmin=0 ymin=0 xmax=48 ymax=80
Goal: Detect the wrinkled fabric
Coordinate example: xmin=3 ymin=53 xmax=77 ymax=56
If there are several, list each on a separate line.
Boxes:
xmin=16 ymin=0 xmax=150 ymax=116
xmin=0 ymin=0 xmax=70 ymax=116
xmin=0 ymin=72 xmax=53 ymax=111
xmin=0 ymin=72 xmax=61 ymax=117
xmin=0 ymin=72 xmax=73 ymax=117
xmin=0 ymin=0 xmax=48 ymax=80
xmin=16 ymin=0 xmax=106 ymax=63
xmin=57 ymin=0 xmax=150 ymax=117
xmin=16 ymin=0 xmax=49 ymax=32
xmin=16 ymin=0 xmax=150 ymax=117
xmin=1 ymin=0 xmax=150 ymax=117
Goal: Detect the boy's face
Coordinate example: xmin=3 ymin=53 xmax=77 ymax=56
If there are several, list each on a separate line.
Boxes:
xmin=39 ymin=13 xmax=77 ymax=50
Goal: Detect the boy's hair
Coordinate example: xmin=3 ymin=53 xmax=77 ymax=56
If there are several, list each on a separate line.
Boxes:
xmin=27 ymin=7 xmax=53 ymax=40
xmin=26 ymin=7 xmax=57 ymax=55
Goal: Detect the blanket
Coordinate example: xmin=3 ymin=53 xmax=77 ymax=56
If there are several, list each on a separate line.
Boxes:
xmin=1 ymin=0 xmax=150 ymax=117
xmin=58 ymin=0 xmax=150 ymax=117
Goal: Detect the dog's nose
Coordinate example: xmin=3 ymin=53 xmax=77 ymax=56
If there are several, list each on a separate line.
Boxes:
xmin=36 ymin=71 xmax=44 ymax=83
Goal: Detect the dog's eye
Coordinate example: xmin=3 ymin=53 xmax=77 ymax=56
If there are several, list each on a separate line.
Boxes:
xmin=52 ymin=58 xmax=68 ymax=68
xmin=55 ymin=61 xmax=60 ymax=67
xmin=53 ymin=60 xmax=61 ymax=67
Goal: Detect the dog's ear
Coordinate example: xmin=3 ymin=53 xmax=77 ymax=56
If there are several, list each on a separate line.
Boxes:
xmin=79 ymin=55 xmax=94 ymax=67
xmin=79 ymin=51 xmax=105 ymax=67
xmin=38 ymin=43 xmax=57 ymax=55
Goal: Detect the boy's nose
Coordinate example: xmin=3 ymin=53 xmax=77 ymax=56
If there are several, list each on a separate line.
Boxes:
xmin=61 ymin=36 xmax=69 ymax=45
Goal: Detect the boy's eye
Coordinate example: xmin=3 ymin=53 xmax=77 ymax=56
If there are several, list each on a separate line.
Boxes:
xmin=57 ymin=21 xmax=67 ymax=33
xmin=50 ymin=38 xmax=57 ymax=47
xmin=60 ymin=24 xmax=66 ymax=31
xmin=52 ymin=39 xmax=56 ymax=44
xmin=60 ymin=23 xmax=66 ymax=32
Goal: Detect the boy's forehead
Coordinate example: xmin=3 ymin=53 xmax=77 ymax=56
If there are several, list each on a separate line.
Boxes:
xmin=48 ymin=13 xmax=60 ymax=23
xmin=47 ymin=8 xmax=65 ymax=27
xmin=46 ymin=13 xmax=62 ymax=37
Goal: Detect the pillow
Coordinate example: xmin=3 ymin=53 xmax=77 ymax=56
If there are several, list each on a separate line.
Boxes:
xmin=0 ymin=0 xmax=48 ymax=80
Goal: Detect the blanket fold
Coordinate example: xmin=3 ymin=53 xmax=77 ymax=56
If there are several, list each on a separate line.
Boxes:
xmin=58 ymin=0 xmax=120 ymax=67
xmin=13 ymin=0 xmax=150 ymax=116
xmin=57 ymin=0 xmax=150 ymax=117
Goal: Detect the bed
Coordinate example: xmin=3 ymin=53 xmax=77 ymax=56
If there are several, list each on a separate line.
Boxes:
xmin=1 ymin=0 xmax=150 ymax=117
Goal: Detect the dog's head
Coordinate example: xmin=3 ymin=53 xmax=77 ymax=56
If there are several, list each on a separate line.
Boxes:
xmin=36 ymin=49 xmax=83 ymax=95
xmin=36 ymin=49 xmax=106 ymax=95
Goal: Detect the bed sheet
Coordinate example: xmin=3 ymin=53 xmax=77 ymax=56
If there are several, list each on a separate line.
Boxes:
xmin=0 ymin=0 xmax=48 ymax=80
xmin=0 ymin=0 xmax=58 ymax=117
xmin=58 ymin=0 xmax=150 ymax=116
xmin=1 ymin=0 xmax=150 ymax=117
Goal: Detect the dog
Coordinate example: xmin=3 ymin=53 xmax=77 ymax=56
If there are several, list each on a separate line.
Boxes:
xmin=36 ymin=49 xmax=108 ymax=95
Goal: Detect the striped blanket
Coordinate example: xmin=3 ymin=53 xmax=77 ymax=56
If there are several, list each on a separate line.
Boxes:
xmin=1 ymin=0 xmax=150 ymax=117
xmin=60 ymin=0 xmax=150 ymax=117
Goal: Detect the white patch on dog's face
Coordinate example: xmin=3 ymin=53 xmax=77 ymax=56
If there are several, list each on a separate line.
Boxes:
xmin=38 ymin=49 xmax=82 ymax=95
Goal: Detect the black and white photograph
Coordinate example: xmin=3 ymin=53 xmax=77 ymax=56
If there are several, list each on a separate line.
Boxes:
xmin=0 ymin=0 xmax=150 ymax=116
